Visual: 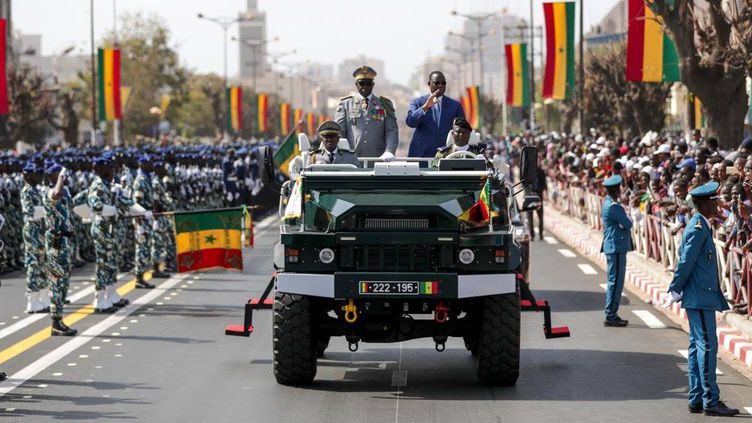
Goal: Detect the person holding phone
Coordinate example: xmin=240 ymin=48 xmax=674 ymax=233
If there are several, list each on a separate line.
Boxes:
xmin=406 ymin=71 xmax=466 ymax=158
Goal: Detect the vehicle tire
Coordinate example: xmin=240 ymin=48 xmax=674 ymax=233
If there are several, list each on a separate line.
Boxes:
xmin=476 ymin=293 xmax=520 ymax=386
xmin=315 ymin=335 xmax=330 ymax=358
xmin=273 ymin=292 xmax=317 ymax=385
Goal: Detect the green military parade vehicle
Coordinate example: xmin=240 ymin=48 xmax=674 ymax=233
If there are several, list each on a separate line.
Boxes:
xmin=226 ymin=136 xmax=569 ymax=386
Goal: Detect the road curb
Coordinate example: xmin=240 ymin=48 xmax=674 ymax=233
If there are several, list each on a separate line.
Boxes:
xmin=543 ymin=205 xmax=752 ymax=372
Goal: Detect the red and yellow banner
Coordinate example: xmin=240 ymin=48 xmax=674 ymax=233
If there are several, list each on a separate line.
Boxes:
xmin=226 ymin=86 xmax=243 ymax=133
xmin=280 ymin=103 xmax=292 ymax=135
xmin=294 ymin=108 xmax=303 ymax=134
xmin=318 ymin=114 xmax=327 ymax=126
xmin=466 ymin=86 xmax=481 ymax=129
xmin=505 ymin=43 xmax=530 ymax=107
xmin=692 ymin=94 xmax=705 ymax=129
xmin=175 ymin=209 xmax=244 ymax=273
xmin=97 ymin=48 xmax=122 ymax=121
xmin=542 ymin=2 xmax=575 ymax=100
xmin=460 ymin=95 xmax=471 ymax=122
xmin=257 ymin=94 xmax=268 ymax=133
xmin=626 ymin=0 xmax=680 ymax=82
xmin=306 ymin=112 xmax=315 ymax=137
xmin=0 ymin=19 xmax=8 ymax=115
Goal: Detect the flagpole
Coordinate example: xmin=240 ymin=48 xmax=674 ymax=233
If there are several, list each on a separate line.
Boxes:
xmin=90 ymin=0 xmax=97 ymax=146
xmin=578 ymin=0 xmax=585 ymax=132
xmin=500 ymin=29 xmax=508 ymax=136
xmin=113 ymin=0 xmax=120 ymax=146
xmin=529 ymin=0 xmax=536 ymax=130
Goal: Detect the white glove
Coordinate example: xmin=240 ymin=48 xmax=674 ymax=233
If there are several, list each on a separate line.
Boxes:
xmin=661 ymin=291 xmax=682 ymax=309
xmin=152 ymin=219 xmax=160 ymax=231
xmin=378 ymin=151 xmax=395 ymax=162
xmin=129 ymin=203 xmax=146 ymax=216
xmin=144 ymin=210 xmax=154 ymax=221
xmin=101 ymin=205 xmax=117 ymax=217
xmin=32 ymin=206 xmax=46 ymax=221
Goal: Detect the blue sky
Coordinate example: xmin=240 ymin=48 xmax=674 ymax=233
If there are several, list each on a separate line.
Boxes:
xmin=13 ymin=0 xmax=618 ymax=85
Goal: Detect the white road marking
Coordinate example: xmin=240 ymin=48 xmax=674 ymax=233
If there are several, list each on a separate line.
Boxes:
xmin=631 ymin=310 xmax=666 ymax=329
xmin=78 ymin=355 xmax=88 ymax=359
xmin=558 ymin=249 xmax=576 ymax=258
xmin=5 ymin=408 xmax=16 ymax=412
xmin=120 ymin=326 xmax=128 ymax=330
xmin=0 ymin=273 xmax=126 ymax=341
xmin=744 ymin=407 xmax=752 ymax=415
xmin=91 ymin=346 xmax=100 ymax=350
xmin=0 ymin=274 xmax=188 ymax=398
xmin=544 ymin=236 xmax=559 ymax=244
xmin=598 ymin=284 xmax=626 ymax=297
xmin=577 ymin=264 xmax=598 ymax=275
xmin=102 ymin=339 xmax=111 ymax=343
xmin=677 ymin=350 xmax=723 ymax=374
xmin=129 ymin=319 xmax=138 ymax=323
xmin=66 ymin=363 xmax=76 ymax=367
xmin=52 ymin=373 xmax=62 ymax=377
xmin=22 ymin=395 xmax=31 ymax=399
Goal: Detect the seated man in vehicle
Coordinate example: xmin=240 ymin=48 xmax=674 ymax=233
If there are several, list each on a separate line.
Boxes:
xmin=309 ymin=120 xmax=360 ymax=166
xmin=434 ymin=118 xmax=485 ymax=161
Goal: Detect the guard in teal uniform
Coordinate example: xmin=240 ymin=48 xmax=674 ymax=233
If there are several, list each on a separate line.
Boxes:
xmin=662 ymin=181 xmax=739 ymax=417
xmin=601 ymin=175 xmax=633 ymax=327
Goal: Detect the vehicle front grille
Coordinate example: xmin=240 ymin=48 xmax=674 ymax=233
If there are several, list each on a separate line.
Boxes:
xmin=363 ymin=218 xmax=429 ymax=231
xmin=346 ymin=244 xmax=446 ymax=272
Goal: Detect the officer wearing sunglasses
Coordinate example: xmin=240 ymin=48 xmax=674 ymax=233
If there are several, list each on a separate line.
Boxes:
xmin=334 ymin=65 xmax=398 ymax=162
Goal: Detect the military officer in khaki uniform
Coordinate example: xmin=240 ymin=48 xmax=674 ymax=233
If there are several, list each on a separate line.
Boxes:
xmin=335 ymin=66 xmax=398 ymax=160
xmin=309 ymin=121 xmax=360 ymax=166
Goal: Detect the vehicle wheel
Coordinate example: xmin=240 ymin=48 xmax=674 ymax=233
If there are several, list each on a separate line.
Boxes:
xmin=315 ymin=334 xmax=330 ymax=358
xmin=476 ymin=293 xmax=520 ymax=386
xmin=273 ymin=292 xmax=317 ymax=385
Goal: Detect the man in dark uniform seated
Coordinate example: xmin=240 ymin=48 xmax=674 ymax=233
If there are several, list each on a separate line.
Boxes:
xmin=433 ymin=118 xmax=486 ymax=168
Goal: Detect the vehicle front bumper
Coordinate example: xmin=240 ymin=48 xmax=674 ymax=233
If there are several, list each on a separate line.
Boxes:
xmin=275 ymin=272 xmax=517 ymax=299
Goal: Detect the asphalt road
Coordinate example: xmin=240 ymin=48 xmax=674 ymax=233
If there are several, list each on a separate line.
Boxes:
xmin=1 ymin=220 xmax=751 ymax=422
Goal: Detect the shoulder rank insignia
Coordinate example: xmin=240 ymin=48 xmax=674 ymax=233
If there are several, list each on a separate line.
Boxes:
xmin=379 ymin=97 xmax=395 ymax=115
xmin=694 ymin=221 xmax=703 ymax=230
xmin=339 ymin=95 xmax=353 ymax=102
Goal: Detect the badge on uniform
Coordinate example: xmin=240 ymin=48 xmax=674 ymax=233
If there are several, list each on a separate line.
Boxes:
xmin=372 ymin=107 xmax=385 ymax=121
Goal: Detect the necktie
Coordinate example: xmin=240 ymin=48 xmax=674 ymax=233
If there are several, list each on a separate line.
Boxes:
xmin=433 ymin=100 xmax=441 ymax=126
xmin=328 ymin=151 xmax=334 ymax=164
xmin=362 ymin=97 xmax=369 ymax=110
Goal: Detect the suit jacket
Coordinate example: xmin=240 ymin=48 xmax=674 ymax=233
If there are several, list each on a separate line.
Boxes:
xmin=668 ymin=213 xmax=729 ymax=311
xmin=406 ymin=95 xmax=465 ymax=157
xmin=600 ymin=196 xmax=634 ymax=254
xmin=334 ymin=94 xmax=398 ymax=157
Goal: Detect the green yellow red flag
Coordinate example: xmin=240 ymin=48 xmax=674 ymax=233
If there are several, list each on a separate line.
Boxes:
xmin=625 ymin=0 xmax=680 ymax=82
xmin=175 ymin=209 xmax=244 ymax=272
xmin=505 ymin=43 xmax=530 ymax=107
xmin=257 ymin=94 xmax=269 ymax=133
xmin=97 ymin=47 xmax=122 ymax=121
xmin=542 ymin=2 xmax=575 ymax=100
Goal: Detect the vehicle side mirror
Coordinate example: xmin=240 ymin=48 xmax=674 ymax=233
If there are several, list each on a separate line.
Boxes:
xmin=521 ymin=194 xmax=542 ymax=212
xmin=258 ymin=145 xmax=275 ymax=185
xmin=520 ymin=146 xmax=538 ymax=187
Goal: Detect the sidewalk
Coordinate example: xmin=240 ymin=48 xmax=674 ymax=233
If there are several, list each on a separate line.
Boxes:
xmin=544 ymin=204 xmax=752 ymax=374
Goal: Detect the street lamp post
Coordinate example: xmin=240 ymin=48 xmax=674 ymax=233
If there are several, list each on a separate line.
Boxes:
xmin=268 ymin=50 xmax=296 ymax=100
xmin=197 ymin=12 xmax=256 ymax=141
xmin=231 ymin=36 xmax=279 ymax=92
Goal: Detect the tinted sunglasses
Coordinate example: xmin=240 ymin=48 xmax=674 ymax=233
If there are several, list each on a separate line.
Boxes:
xmin=357 ymin=80 xmax=374 ymax=86
xmin=431 ymin=81 xmax=447 ymax=85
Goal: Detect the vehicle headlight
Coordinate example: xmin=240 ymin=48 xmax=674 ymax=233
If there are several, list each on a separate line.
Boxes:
xmin=319 ymin=248 xmax=335 ymax=264
xmin=458 ymin=248 xmax=475 ymax=264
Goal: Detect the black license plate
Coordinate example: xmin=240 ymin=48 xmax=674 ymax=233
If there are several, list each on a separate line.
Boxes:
xmin=359 ymin=281 xmax=419 ymax=295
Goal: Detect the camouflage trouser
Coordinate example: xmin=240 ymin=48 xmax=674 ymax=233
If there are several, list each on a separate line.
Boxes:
xmin=165 ymin=220 xmax=177 ymax=269
xmin=118 ymin=219 xmax=135 ymax=271
xmin=91 ymin=219 xmax=117 ymax=291
xmin=134 ymin=218 xmax=153 ymax=276
xmin=151 ymin=216 xmax=171 ymax=266
xmin=46 ymin=237 xmax=71 ymax=319
xmin=23 ymin=223 xmax=47 ymax=292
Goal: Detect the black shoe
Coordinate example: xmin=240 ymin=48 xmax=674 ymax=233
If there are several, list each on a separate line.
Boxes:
xmin=113 ymin=298 xmax=130 ymax=307
xmin=152 ymin=271 xmax=171 ymax=279
xmin=32 ymin=307 xmax=50 ymax=314
xmin=51 ymin=318 xmax=77 ymax=336
xmin=689 ymin=403 xmax=703 ymax=414
xmin=94 ymin=305 xmax=117 ymax=313
xmin=0 ymin=372 xmax=6 ymax=381
xmin=704 ymin=401 xmax=739 ymax=417
xmin=604 ymin=317 xmax=629 ymax=327
xmin=73 ymin=260 xmax=86 ymax=268
xmin=136 ymin=279 xmax=155 ymax=289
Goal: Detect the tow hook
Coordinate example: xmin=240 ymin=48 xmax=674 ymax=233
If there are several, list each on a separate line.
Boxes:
xmin=342 ymin=298 xmax=358 ymax=324
xmin=434 ymin=336 xmax=448 ymax=352
xmin=434 ymin=301 xmax=449 ymax=323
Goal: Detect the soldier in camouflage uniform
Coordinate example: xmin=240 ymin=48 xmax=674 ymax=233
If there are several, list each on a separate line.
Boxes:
xmin=20 ymin=162 xmax=49 ymax=313
xmin=88 ymin=156 xmax=133 ymax=313
xmin=118 ymin=155 xmax=138 ymax=272
xmin=43 ymin=162 xmax=77 ymax=336
xmin=152 ymin=161 xmax=175 ymax=273
xmin=132 ymin=156 xmax=165 ymax=289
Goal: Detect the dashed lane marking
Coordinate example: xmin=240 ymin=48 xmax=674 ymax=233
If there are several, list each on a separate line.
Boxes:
xmin=558 ymin=249 xmax=576 ymax=258
xmin=0 ymin=273 xmax=188 ymax=397
xmin=0 ymin=273 xmax=126 ymax=341
xmin=631 ymin=310 xmax=667 ymax=329
xmin=544 ymin=236 xmax=559 ymax=244
xmin=577 ymin=264 xmax=598 ymax=275
xmin=677 ymin=350 xmax=723 ymax=374
xmin=598 ymin=284 xmax=626 ymax=297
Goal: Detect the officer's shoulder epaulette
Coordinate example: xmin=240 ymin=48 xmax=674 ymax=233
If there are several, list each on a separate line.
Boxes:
xmin=694 ymin=220 xmax=703 ymax=230
xmin=437 ymin=145 xmax=452 ymax=153
xmin=379 ymin=96 xmax=394 ymax=109
xmin=339 ymin=95 xmax=353 ymax=102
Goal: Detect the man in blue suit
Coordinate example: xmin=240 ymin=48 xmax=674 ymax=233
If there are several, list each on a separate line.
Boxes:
xmin=406 ymin=71 xmax=466 ymax=158
xmin=662 ymin=181 xmax=739 ymax=417
xmin=601 ymin=175 xmax=633 ymax=327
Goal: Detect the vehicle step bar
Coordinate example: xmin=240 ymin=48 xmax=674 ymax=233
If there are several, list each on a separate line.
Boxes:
xmin=224 ymin=273 xmax=276 ymax=337
xmin=518 ymin=275 xmax=571 ymax=340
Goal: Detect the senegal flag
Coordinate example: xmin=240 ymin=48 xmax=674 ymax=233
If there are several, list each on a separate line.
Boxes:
xmin=175 ymin=209 xmax=244 ymax=273
xmin=97 ymin=48 xmax=122 ymax=121
xmin=273 ymin=130 xmax=300 ymax=177
xmin=458 ymin=179 xmax=496 ymax=224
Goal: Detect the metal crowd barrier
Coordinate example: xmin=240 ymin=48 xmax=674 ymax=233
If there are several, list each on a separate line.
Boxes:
xmin=550 ymin=182 xmax=750 ymax=317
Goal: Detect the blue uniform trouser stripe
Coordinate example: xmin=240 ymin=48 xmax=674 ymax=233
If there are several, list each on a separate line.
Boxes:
xmin=686 ymin=308 xmax=720 ymax=408
xmin=604 ymin=252 xmax=626 ymax=320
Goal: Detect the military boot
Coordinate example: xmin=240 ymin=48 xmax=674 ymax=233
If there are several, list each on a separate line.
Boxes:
xmin=151 ymin=264 xmax=171 ymax=279
xmin=136 ymin=273 xmax=155 ymax=289
xmin=106 ymin=285 xmax=130 ymax=307
xmin=93 ymin=290 xmax=117 ymax=313
xmin=51 ymin=317 xmax=77 ymax=336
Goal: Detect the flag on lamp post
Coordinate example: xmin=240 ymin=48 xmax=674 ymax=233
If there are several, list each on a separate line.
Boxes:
xmin=294 ymin=108 xmax=303 ymax=133
xmin=97 ymin=48 xmax=123 ymax=121
xmin=0 ymin=19 xmax=8 ymax=116
xmin=466 ymin=85 xmax=481 ymax=129
xmin=226 ymin=86 xmax=243 ymax=133
xmin=280 ymin=103 xmax=292 ymax=135
xmin=625 ymin=0 xmax=680 ymax=82
xmin=505 ymin=43 xmax=530 ymax=107
xmin=305 ymin=112 xmax=315 ymax=137
xmin=542 ymin=2 xmax=575 ymax=100
xmin=257 ymin=94 xmax=268 ymax=133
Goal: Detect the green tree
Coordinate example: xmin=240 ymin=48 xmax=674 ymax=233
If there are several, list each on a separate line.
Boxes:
xmin=0 ymin=63 xmax=57 ymax=149
xmin=651 ymin=0 xmax=749 ymax=149
xmin=172 ymin=73 xmax=224 ymax=138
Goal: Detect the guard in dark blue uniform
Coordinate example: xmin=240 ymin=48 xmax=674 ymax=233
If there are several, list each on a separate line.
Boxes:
xmin=601 ymin=175 xmax=633 ymax=327
xmin=662 ymin=181 xmax=739 ymax=417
